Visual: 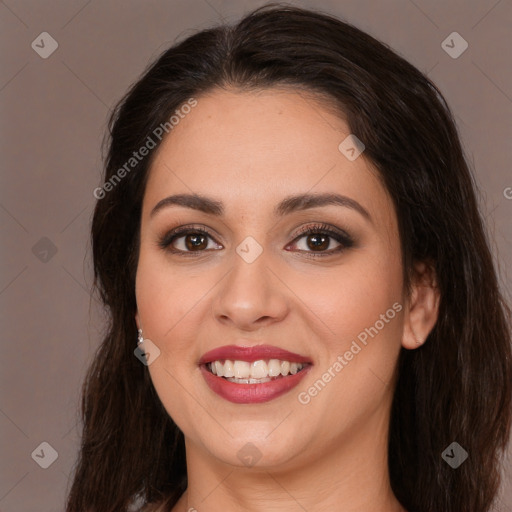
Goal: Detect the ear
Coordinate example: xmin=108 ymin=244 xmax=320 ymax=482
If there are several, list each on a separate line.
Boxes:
xmin=402 ymin=261 xmax=440 ymax=349
xmin=135 ymin=311 xmax=141 ymax=331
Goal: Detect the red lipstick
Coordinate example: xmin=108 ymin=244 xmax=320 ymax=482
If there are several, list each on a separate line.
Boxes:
xmin=198 ymin=344 xmax=312 ymax=404
xmin=198 ymin=344 xmax=312 ymax=365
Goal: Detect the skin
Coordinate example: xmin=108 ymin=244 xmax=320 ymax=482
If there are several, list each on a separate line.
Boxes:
xmin=135 ymin=87 xmax=440 ymax=512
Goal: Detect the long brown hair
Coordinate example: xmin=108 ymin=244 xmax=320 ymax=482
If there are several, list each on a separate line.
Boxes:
xmin=65 ymin=4 xmax=512 ymax=511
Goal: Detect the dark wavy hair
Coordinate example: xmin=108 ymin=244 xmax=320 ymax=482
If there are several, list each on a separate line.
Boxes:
xmin=65 ymin=4 xmax=512 ymax=512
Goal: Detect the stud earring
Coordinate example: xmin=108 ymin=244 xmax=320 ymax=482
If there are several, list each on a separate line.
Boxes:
xmin=137 ymin=329 xmax=144 ymax=346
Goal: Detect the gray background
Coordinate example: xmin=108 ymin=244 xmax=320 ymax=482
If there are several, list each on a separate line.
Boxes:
xmin=1 ymin=0 xmax=511 ymax=510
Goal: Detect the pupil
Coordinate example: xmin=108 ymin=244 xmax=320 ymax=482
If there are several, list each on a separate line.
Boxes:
xmin=308 ymin=234 xmax=328 ymax=251
xmin=186 ymin=233 xmax=207 ymax=250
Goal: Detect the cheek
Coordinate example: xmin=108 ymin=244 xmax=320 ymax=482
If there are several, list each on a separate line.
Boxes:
xmin=290 ymin=248 xmax=403 ymax=352
xmin=135 ymin=253 xmax=191 ymax=379
xmin=292 ymin=249 xmax=404 ymax=420
xmin=135 ymin=248 xmax=222 ymax=387
xmin=135 ymin=252 xmax=207 ymax=429
xmin=135 ymin=247 xmax=205 ymax=337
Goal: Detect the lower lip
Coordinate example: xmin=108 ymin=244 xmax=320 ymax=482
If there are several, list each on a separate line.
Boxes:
xmin=200 ymin=364 xmax=312 ymax=404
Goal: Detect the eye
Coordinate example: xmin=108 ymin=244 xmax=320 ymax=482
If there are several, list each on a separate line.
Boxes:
xmin=158 ymin=225 xmax=223 ymax=255
xmin=286 ymin=223 xmax=354 ymax=257
xmin=158 ymin=222 xmax=354 ymax=257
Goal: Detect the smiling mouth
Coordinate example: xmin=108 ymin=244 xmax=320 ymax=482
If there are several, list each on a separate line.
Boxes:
xmin=204 ymin=359 xmax=311 ymax=384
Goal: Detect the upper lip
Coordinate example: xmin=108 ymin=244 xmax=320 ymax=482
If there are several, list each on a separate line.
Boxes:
xmin=198 ymin=344 xmax=312 ymax=365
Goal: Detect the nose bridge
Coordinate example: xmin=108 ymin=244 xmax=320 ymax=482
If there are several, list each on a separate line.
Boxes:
xmin=212 ymin=238 xmax=288 ymax=329
xmin=226 ymin=241 xmax=272 ymax=306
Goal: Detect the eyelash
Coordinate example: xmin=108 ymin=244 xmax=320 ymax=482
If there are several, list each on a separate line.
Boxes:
xmin=157 ymin=222 xmax=354 ymax=258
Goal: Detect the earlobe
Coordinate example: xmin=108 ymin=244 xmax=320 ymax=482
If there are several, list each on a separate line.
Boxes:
xmin=135 ymin=311 xmax=140 ymax=331
xmin=402 ymin=261 xmax=440 ymax=350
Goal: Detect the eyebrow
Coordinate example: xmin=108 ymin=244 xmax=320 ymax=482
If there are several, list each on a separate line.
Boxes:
xmin=150 ymin=192 xmax=372 ymax=223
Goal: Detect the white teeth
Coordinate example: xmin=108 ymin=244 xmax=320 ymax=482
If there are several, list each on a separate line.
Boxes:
xmin=250 ymin=360 xmax=268 ymax=379
xmin=214 ymin=361 xmax=224 ymax=377
xmin=223 ymin=359 xmax=235 ymax=378
xmin=268 ymin=359 xmax=282 ymax=377
xmin=226 ymin=377 xmax=272 ymax=384
xmin=208 ymin=359 xmax=306 ymax=380
xmin=233 ymin=360 xmax=251 ymax=379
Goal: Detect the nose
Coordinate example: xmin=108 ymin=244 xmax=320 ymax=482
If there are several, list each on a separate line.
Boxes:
xmin=211 ymin=248 xmax=289 ymax=332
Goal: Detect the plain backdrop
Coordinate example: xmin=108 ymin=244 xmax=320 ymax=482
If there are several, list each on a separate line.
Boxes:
xmin=0 ymin=1 xmax=511 ymax=510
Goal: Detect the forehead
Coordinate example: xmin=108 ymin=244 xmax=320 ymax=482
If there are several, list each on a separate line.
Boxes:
xmin=142 ymin=87 xmax=395 ymax=235
xmin=151 ymin=87 xmax=350 ymax=179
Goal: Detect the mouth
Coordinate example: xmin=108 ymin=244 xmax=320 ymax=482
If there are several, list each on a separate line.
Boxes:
xmin=198 ymin=345 xmax=313 ymax=404
xmin=204 ymin=359 xmax=311 ymax=383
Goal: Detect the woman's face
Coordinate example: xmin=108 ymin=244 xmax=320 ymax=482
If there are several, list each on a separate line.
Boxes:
xmin=135 ymin=87 xmax=407 ymax=470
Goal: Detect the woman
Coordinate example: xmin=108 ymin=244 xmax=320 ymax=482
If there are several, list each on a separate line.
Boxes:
xmin=65 ymin=4 xmax=512 ymax=512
